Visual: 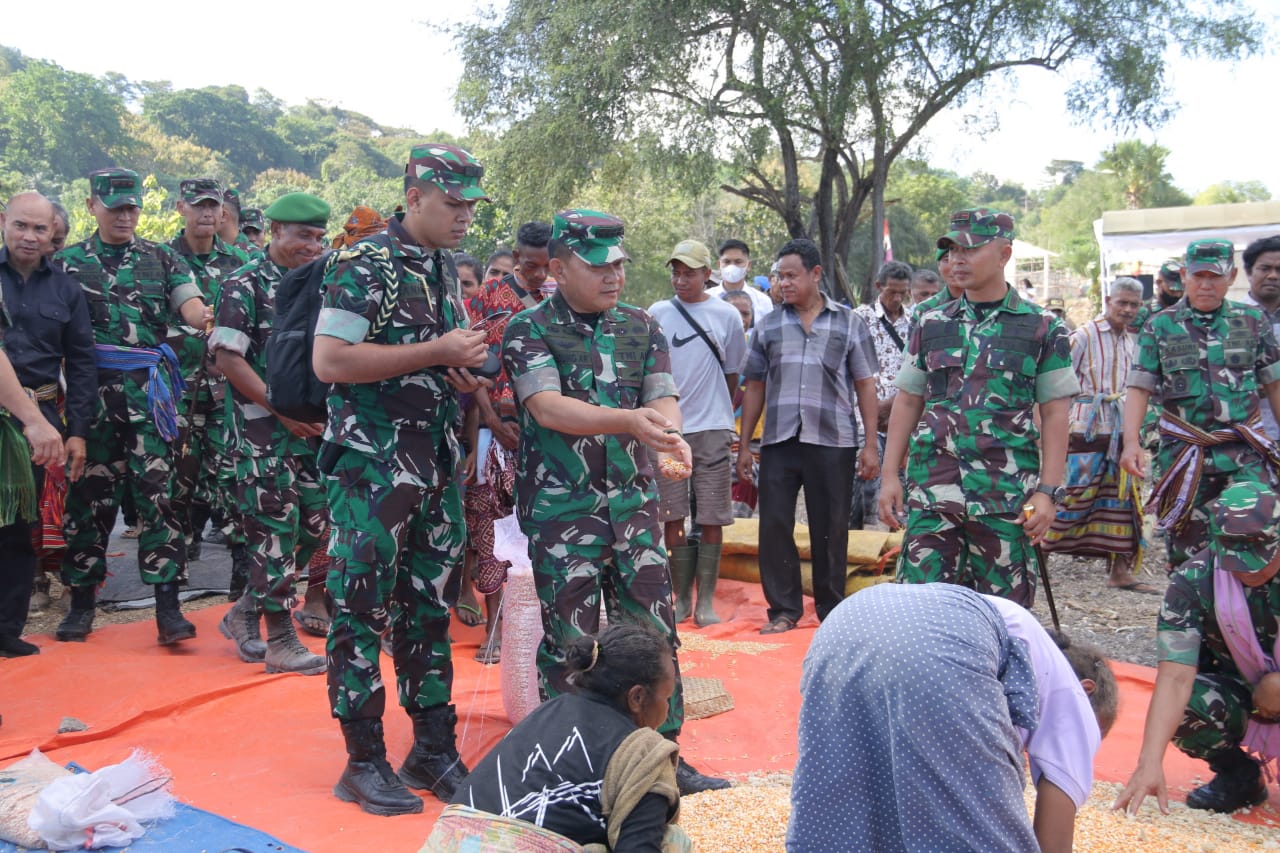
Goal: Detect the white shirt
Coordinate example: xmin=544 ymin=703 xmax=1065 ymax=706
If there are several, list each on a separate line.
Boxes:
xmin=707 ymin=282 xmax=773 ymax=323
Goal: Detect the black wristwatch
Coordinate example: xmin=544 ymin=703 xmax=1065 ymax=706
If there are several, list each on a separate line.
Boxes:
xmin=1035 ymin=483 xmax=1066 ymax=503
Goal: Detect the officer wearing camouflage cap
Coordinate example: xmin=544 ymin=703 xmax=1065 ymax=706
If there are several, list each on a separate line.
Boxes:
xmin=55 ymin=168 xmax=212 ymax=646
xmin=167 ymin=178 xmax=251 ymax=567
xmin=1117 ymin=480 xmax=1280 ymax=815
xmin=501 ymin=209 xmax=729 ymax=795
xmin=312 ymin=143 xmax=490 ymax=816
xmin=1121 ymin=238 xmax=1280 ymax=568
xmin=881 ymin=207 xmax=1079 ymax=607
xmin=208 ymin=192 xmax=332 ymax=677
xmin=238 ymin=207 xmax=266 ymax=250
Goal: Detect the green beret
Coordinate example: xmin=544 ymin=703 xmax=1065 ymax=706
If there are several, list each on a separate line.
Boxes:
xmin=263 ymin=192 xmax=330 ymax=228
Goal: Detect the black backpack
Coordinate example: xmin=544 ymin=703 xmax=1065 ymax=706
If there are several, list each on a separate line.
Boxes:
xmin=264 ymin=233 xmax=402 ymax=421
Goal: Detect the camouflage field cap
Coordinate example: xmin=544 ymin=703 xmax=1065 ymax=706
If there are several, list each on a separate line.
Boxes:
xmin=1185 ymin=239 xmax=1235 ymax=276
xmin=179 ymin=178 xmax=224 ymax=205
xmin=263 ymin=192 xmax=330 ymax=228
xmin=1158 ymin=259 xmax=1184 ymax=292
xmin=89 ymin=168 xmax=142 ymax=209
xmin=667 ymin=239 xmax=713 ymax=270
xmin=1208 ymin=481 xmax=1280 ymax=575
xmin=552 ymin=209 xmax=629 ymax=266
xmin=239 ymin=207 xmax=265 ymax=232
xmin=936 ymin=207 xmax=1015 ymax=250
xmin=406 ymin=143 xmax=491 ymax=202
xmin=1045 ymin=296 xmax=1066 ymax=312
xmin=223 ymin=187 xmax=242 ymax=208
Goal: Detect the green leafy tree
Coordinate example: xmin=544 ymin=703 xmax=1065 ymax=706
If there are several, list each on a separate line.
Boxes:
xmin=458 ymin=0 xmax=1260 ymax=303
xmin=1193 ymin=180 xmax=1271 ymax=205
xmin=1098 ymin=141 xmax=1183 ymax=209
xmin=135 ymin=175 xmax=183 ymax=242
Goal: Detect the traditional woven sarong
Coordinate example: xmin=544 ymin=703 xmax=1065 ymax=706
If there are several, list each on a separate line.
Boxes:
xmin=0 ymin=415 xmax=36 ymax=527
xmin=1042 ymin=428 xmax=1142 ymax=563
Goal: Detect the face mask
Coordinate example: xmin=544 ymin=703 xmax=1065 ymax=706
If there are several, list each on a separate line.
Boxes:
xmin=721 ymin=264 xmax=747 ymax=285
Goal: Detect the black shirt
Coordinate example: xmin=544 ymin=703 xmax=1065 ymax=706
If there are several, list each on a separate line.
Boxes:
xmin=0 ymin=247 xmax=98 ymax=437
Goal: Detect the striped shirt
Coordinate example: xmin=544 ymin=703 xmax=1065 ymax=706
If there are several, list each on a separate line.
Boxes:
xmin=1068 ymin=316 xmax=1135 ymax=436
xmin=744 ymin=294 xmax=878 ymax=448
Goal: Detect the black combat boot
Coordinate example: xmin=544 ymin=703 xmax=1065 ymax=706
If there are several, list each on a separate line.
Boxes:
xmin=228 ymin=545 xmax=250 ymax=601
xmin=55 ymin=585 xmax=97 ymax=642
xmin=665 ymin=732 xmax=731 ymax=794
xmin=397 ymin=703 xmax=470 ymax=802
xmin=217 ymin=594 xmax=266 ymax=662
xmin=693 ymin=542 xmax=723 ymax=627
xmin=669 ymin=544 xmax=697 ymax=623
xmin=334 ymin=719 xmax=423 ymax=816
xmin=1185 ymin=748 xmax=1267 ymax=812
xmin=154 ymin=582 xmax=197 ymax=645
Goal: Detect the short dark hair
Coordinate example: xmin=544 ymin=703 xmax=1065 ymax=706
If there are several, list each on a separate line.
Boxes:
xmin=777 ymin=238 xmax=821 ymax=271
xmin=1243 ymin=235 xmax=1280 ymax=275
xmin=515 ymin=221 xmax=552 ymax=250
xmin=876 ymin=261 xmax=914 ymax=287
xmin=721 ymin=290 xmax=754 ymax=324
xmin=718 ymin=238 xmax=750 ymax=258
xmin=486 ymin=247 xmax=513 ymax=269
xmin=564 ymin=623 xmax=672 ymax=712
xmin=453 ymin=252 xmax=482 ymax=281
xmin=50 ymin=201 xmax=69 ymax=230
xmin=1050 ymin=630 xmax=1118 ymax=737
xmin=912 ymin=269 xmax=940 ymax=287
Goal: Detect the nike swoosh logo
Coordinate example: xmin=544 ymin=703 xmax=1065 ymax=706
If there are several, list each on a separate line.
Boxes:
xmin=671 ymin=333 xmax=699 ymax=346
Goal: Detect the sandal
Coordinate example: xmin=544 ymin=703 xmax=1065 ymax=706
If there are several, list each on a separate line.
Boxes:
xmin=475 ymin=643 xmax=501 ymax=665
xmin=759 ymin=616 xmax=797 ymax=635
xmin=120 ymin=527 xmax=140 ymax=539
xmin=455 ymin=602 xmax=486 ymax=627
xmin=292 ymin=608 xmax=332 ymax=638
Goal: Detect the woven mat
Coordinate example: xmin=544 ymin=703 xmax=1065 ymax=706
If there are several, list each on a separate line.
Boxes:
xmin=684 ymin=676 xmax=734 ymax=720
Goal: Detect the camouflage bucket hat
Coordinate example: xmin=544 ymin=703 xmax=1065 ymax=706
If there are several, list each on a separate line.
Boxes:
xmin=1185 ymin=239 xmax=1235 ymax=276
xmin=239 ymin=207 xmax=265 ymax=231
xmin=406 ymin=143 xmax=491 ymax=202
xmin=937 ymin=207 xmax=1016 ymax=250
xmin=179 ymin=177 xmax=224 ymax=205
xmin=1159 ymin=259 xmax=1184 ymax=291
xmin=89 ymin=168 xmax=142 ymax=209
xmin=553 ymin=209 xmax=629 ymax=266
xmin=1208 ymin=481 xmax=1280 ymax=575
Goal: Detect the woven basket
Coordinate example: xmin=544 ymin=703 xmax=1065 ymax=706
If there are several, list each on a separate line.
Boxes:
xmin=683 ymin=676 xmax=734 ymax=720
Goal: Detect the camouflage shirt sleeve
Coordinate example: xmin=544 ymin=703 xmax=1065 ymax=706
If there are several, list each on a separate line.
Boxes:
xmin=1157 ymin=561 xmax=1210 ymax=666
xmin=208 ymin=266 xmax=257 ymax=359
xmin=503 ymin=311 xmax=562 ymax=403
xmin=316 ymin=253 xmax=377 ymax=344
xmin=1127 ymin=316 xmax=1162 ymax=392
xmin=640 ymin=310 xmax=678 ymax=404
xmin=894 ymin=321 xmax=927 ymax=397
xmin=1255 ymin=312 xmax=1280 ymax=387
xmin=158 ymin=243 xmax=202 ymax=310
xmin=1035 ymin=315 xmax=1080 ymax=404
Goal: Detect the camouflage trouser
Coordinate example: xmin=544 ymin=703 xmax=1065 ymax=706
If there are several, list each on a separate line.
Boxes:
xmin=1173 ymin=671 xmax=1253 ymax=761
xmin=235 ymin=454 xmax=327 ymax=614
xmin=324 ymin=447 xmax=464 ymax=721
xmin=62 ymin=415 xmax=184 ymax=586
xmin=1162 ymin=469 xmax=1269 ymax=569
xmin=172 ymin=408 xmax=233 ymax=545
xmin=528 ymin=526 xmax=685 ymax=736
xmin=897 ymin=510 xmax=1036 ymax=607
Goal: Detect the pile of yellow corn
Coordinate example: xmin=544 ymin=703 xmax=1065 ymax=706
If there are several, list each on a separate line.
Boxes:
xmin=677 ymin=776 xmax=1280 ymax=852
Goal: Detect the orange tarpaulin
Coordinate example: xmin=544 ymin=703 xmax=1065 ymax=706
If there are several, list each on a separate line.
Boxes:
xmin=0 ymin=580 xmax=1270 ymax=851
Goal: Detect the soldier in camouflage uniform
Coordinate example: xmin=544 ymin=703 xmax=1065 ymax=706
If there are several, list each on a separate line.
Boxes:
xmin=1115 ymin=481 xmax=1280 ymax=815
xmin=55 ymin=168 xmax=211 ymax=646
xmin=208 ymin=192 xmax=331 ymax=675
xmin=218 ymin=188 xmax=258 ymax=257
xmin=238 ymin=207 xmax=266 ymax=251
xmin=880 ymin=208 xmax=1079 ymax=606
xmin=1130 ymin=259 xmax=1184 ymax=334
xmin=167 ymin=178 xmax=251 ymax=564
xmin=1121 ymin=239 xmax=1280 ymax=568
xmin=503 ymin=209 xmax=729 ymax=795
xmin=312 ymin=144 xmax=490 ymax=816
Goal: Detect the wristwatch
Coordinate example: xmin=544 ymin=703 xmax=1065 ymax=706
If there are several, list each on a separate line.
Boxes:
xmin=1035 ymin=483 xmax=1067 ymax=503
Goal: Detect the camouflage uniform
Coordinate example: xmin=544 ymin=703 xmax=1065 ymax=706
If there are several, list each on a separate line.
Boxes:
xmin=56 ymin=227 xmax=201 ymax=586
xmin=502 ymin=210 xmax=685 ymax=736
xmin=1127 ymin=296 xmax=1280 ymax=565
xmin=318 ymin=216 xmax=471 ymax=721
xmin=208 ymin=253 xmax=325 ymax=613
xmin=895 ymin=283 xmax=1078 ymax=606
xmin=167 ymin=224 xmax=250 ymax=552
xmin=1157 ymin=483 xmax=1280 ymax=762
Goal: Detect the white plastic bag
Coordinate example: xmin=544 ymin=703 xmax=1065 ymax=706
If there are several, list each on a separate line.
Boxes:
xmin=494 ymin=514 xmax=543 ymax=724
xmin=28 ymin=749 xmax=175 ymax=850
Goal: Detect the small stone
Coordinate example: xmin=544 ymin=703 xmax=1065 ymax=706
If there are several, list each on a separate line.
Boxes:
xmin=57 ymin=716 xmax=88 ymax=733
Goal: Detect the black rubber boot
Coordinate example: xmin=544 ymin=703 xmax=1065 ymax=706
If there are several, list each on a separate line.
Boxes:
xmin=55 ymin=585 xmax=97 ymax=642
xmin=228 ymin=545 xmax=250 ymax=601
xmin=397 ymin=704 xmax=470 ymax=802
xmin=693 ymin=542 xmax=723 ymax=627
xmin=154 ymin=582 xmax=197 ymax=645
xmin=217 ymin=594 xmax=266 ymax=662
xmin=334 ymin=719 xmax=423 ymax=816
xmin=669 ymin=544 xmax=697 ymax=623
xmin=263 ymin=609 xmax=326 ymax=675
xmin=1185 ymin=748 xmax=1267 ymax=812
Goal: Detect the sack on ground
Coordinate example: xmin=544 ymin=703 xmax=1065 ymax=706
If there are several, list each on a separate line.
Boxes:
xmin=28 ymin=749 xmax=176 ymax=850
xmin=0 ymin=748 xmax=71 ymax=848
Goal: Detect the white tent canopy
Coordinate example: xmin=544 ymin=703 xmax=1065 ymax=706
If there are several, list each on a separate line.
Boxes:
xmin=1006 ymin=238 xmax=1057 ymax=293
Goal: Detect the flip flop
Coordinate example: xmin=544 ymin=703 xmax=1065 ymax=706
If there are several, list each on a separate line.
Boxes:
xmin=475 ymin=643 xmax=501 ymax=665
xmin=1112 ymin=581 xmax=1160 ymax=596
xmin=292 ymin=608 xmax=332 ymax=638
xmin=455 ymin=602 xmax=486 ymax=627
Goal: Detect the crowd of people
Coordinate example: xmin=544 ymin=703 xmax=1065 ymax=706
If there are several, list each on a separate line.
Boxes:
xmin=4 ymin=140 xmax=1280 ymax=849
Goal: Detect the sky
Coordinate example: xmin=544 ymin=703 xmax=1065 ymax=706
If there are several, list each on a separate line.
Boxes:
xmin=7 ymin=0 xmax=1278 ymax=197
